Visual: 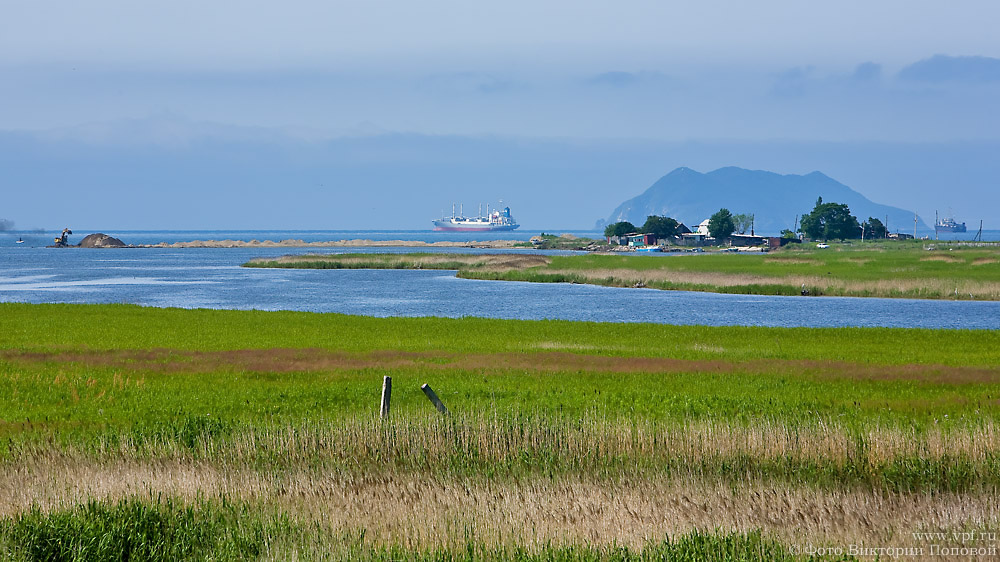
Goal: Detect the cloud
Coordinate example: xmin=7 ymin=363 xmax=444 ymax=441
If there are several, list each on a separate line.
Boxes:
xmin=770 ymin=66 xmax=816 ymax=97
xmin=851 ymin=62 xmax=882 ymax=83
xmin=589 ymin=71 xmax=641 ymax=87
xmin=586 ymin=71 xmax=670 ymax=88
xmin=418 ymin=72 xmax=518 ymax=94
xmin=898 ymin=55 xmax=1000 ymax=83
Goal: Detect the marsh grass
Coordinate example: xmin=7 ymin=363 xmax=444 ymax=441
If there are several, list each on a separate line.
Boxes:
xmin=245 ymin=253 xmax=551 ymax=273
xmin=1 ymin=448 xmax=994 ymax=557
xmin=4 ymin=303 xmax=998 ymax=367
xmin=463 ymin=261 xmax=1000 ymax=300
xmin=4 ymin=415 xmax=998 ymax=495
xmin=0 ymin=495 xmax=806 ymax=562
xmin=2 ymin=305 xmax=999 ymax=559
xmin=0 ymin=496 xmax=294 ymax=561
xmin=249 ymin=246 xmax=1000 ymax=299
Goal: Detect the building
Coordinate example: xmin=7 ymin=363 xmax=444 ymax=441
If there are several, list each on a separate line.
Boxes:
xmin=678 ymin=233 xmax=711 ymax=246
xmin=767 ymin=237 xmax=801 ymax=250
xmin=729 ymin=234 xmax=768 ymax=247
xmin=626 ymin=233 xmax=657 ymax=246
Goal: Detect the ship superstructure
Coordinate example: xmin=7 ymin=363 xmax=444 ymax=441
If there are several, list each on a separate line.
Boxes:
xmin=432 ymin=203 xmax=519 ymax=232
xmin=935 ymin=211 xmax=967 ymax=233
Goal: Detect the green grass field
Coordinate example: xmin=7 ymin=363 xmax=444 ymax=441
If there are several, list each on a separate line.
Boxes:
xmin=1 ymin=303 xmax=998 ymax=559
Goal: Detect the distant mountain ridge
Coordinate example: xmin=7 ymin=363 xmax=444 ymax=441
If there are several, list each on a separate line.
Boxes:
xmin=604 ymin=167 xmax=928 ymax=235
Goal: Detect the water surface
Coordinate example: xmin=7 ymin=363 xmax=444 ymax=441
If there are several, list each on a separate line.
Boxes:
xmin=1 ymin=241 xmax=996 ymax=329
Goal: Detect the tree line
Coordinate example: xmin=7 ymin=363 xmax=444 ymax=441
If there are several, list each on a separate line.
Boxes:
xmin=797 ymin=197 xmax=887 ymax=240
xmin=604 ymin=198 xmax=889 ymax=244
xmin=603 ymin=209 xmax=750 ymax=241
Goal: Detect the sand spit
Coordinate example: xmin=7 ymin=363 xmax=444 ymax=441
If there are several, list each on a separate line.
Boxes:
xmin=138 ymin=238 xmax=525 ymax=249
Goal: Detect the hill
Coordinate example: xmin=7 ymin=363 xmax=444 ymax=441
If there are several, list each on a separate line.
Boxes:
xmin=4 ymin=117 xmax=994 ymax=231
xmin=604 ymin=167 xmax=929 ymax=235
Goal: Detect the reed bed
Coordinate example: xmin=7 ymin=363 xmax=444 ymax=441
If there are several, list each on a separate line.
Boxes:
xmin=246 ymin=253 xmax=551 ymax=272
xmin=0 ymin=495 xmax=805 ymax=562
xmin=249 ymin=246 xmax=1000 ymax=300
xmin=475 ymin=267 xmax=1000 ymax=299
xmin=5 ymin=415 xmax=999 ymax=493
xmin=5 ymin=411 xmax=998 ymax=555
xmin=3 ymin=304 xmax=999 ymax=559
xmin=3 ymin=472 xmax=996 ymax=556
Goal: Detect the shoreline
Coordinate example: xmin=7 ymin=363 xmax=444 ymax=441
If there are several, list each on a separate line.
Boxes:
xmin=244 ymin=249 xmax=1000 ymax=301
xmin=136 ymin=238 xmax=529 ymax=249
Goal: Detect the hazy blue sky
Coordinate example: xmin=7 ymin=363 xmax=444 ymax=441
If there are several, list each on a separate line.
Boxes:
xmin=4 ymin=0 xmax=999 ymax=139
xmin=2 ymin=1 xmax=1000 ymax=229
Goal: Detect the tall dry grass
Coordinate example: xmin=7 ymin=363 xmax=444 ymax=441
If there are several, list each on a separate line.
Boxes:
xmin=3 ymin=416 xmax=997 ymax=555
xmin=250 ymin=253 xmax=551 ymax=272
xmin=6 ymin=415 xmax=998 ymax=490
xmin=12 ymin=415 xmax=979 ymax=473
xmin=2 ymin=459 xmax=996 ymax=554
xmin=247 ymin=250 xmax=1000 ymax=299
xmin=526 ymin=267 xmax=1000 ymax=299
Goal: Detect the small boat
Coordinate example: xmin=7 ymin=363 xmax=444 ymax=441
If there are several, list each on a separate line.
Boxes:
xmin=15 ymin=237 xmax=24 ymax=244
xmin=635 ymin=246 xmax=662 ymax=253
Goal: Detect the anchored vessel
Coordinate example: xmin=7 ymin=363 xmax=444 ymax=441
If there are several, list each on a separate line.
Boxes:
xmin=432 ymin=203 xmax=519 ymax=232
xmin=935 ymin=211 xmax=967 ymax=233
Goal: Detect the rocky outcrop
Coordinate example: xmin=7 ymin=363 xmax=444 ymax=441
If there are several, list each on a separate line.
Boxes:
xmin=78 ymin=233 xmax=127 ymax=248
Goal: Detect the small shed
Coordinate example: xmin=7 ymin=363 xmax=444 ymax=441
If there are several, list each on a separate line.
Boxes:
xmin=767 ymin=237 xmax=801 ymax=250
xmin=730 ymin=234 xmax=767 ymax=246
xmin=626 ymin=233 xmax=657 ymax=246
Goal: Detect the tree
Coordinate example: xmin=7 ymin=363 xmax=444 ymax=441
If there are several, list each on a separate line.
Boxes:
xmin=780 ymin=228 xmax=798 ymax=239
xmin=708 ymin=208 xmax=736 ymax=240
xmin=640 ymin=215 xmax=679 ymax=239
xmin=603 ymin=221 xmax=637 ymax=240
xmin=862 ymin=217 xmax=887 ymax=239
xmin=732 ymin=213 xmax=753 ymax=235
xmin=707 ymin=208 xmax=735 ymax=240
xmin=800 ymin=197 xmax=861 ymax=240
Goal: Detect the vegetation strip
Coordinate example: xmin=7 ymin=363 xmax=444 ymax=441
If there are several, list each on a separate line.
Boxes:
xmin=0 ymin=496 xmax=808 ymax=561
xmin=245 ymin=244 xmax=1000 ymax=300
xmin=5 ymin=347 xmax=1000 ymax=385
xmin=1 ymin=304 xmax=998 ymax=559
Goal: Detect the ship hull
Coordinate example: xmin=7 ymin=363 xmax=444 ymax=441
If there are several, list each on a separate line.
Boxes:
xmin=432 ymin=223 xmax=520 ymax=232
xmin=935 ymin=224 xmax=967 ymax=233
xmin=433 ymin=204 xmax=519 ymax=232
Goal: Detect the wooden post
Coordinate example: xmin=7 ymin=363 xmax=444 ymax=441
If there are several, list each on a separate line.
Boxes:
xmin=380 ymin=376 xmax=391 ymax=419
xmin=420 ymin=383 xmax=449 ymax=415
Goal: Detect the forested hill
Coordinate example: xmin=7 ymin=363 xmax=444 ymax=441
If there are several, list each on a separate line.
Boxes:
xmin=604 ymin=167 xmax=928 ymax=235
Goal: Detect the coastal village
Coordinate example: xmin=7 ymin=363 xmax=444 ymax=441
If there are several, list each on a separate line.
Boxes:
xmin=588 ymin=198 xmax=924 ymax=253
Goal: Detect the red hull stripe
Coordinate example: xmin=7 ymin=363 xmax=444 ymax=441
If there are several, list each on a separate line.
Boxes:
xmin=432 ymin=226 xmax=519 ymax=232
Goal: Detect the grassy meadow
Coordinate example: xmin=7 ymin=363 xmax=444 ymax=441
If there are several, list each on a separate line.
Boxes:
xmin=1 ymin=303 xmax=999 ymax=559
xmin=245 ymin=241 xmax=1000 ymax=300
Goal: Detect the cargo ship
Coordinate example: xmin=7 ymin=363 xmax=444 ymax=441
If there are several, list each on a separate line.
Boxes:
xmin=935 ymin=211 xmax=967 ymax=233
xmin=432 ymin=203 xmax=519 ymax=232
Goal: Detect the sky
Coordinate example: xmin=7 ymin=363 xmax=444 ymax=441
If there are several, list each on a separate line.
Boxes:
xmin=2 ymin=1 xmax=1000 ymax=229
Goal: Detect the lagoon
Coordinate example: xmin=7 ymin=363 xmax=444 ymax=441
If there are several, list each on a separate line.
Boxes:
xmin=2 ymin=237 xmax=998 ymax=329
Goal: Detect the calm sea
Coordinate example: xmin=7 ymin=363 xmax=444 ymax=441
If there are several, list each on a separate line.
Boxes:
xmin=1 ymin=230 xmax=998 ymax=329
